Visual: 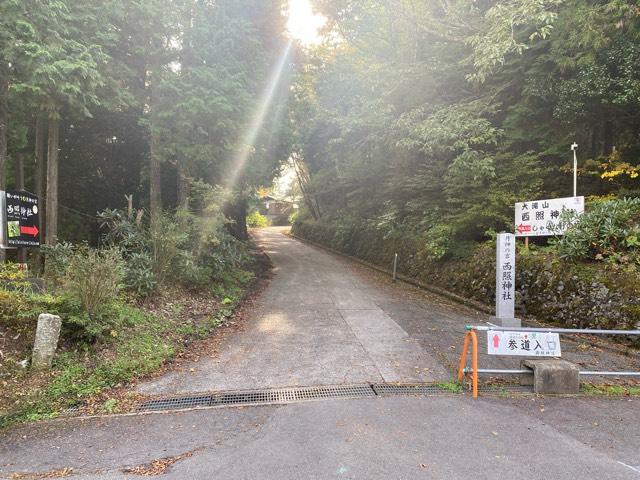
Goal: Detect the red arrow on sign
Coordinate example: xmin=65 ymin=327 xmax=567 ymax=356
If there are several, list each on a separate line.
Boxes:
xmin=516 ymin=223 xmax=532 ymax=234
xmin=20 ymin=225 xmax=39 ymax=237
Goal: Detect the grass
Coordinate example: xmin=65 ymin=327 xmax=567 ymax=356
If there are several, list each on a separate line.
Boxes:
xmin=580 ymin=383 xmax=640 ymax=396
xmin=0 ymin=267 xmax=259 ymax=429
xmin=436 ymin=381 xmax=464 ymax=393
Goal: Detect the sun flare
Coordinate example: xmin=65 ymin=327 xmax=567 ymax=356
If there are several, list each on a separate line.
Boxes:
xmin=286 ymin=0 xmax=326 ymax=45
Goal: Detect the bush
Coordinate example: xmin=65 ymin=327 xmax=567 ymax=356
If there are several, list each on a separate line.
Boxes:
xmin=247 ymin=211 xmax=268 ymax=228
xmin=41 ymin=242 xmax=75 ymax=289
xmin=0 ymin=289 xmax=28 ymax=329
xmin=99 ymin=198 xmax=252 ymax=292
xmin=64 ymin=246 xmax=124 ymax=318
xmin=557 ymin=198 xmax=640 ymax=264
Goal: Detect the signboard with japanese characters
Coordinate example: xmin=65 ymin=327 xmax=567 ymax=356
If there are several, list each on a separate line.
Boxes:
xmin=495 ymin=233 xmax=515 ymax=320
xmin=514 ymin=196 xmax=584 ymax=237
xmin=5 ymin=190 xmax=40 ymax=248
xmin=487 ymin=330 xmax=561 ymax=357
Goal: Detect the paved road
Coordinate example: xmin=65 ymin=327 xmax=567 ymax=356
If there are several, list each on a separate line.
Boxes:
xmin=1 ymin=228 xmax=639 ymax=479
xmin=138 ymin=228 xmax=453 ymax=395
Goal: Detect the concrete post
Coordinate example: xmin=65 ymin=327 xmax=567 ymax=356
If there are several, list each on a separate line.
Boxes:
xmin=32 ymin=314 xmax=62 ymax=369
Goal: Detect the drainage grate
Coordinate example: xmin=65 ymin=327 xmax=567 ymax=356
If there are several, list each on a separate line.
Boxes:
xmin=135 ymin=382 xmax=535 ymax=413
xmin=372 ymin=383 xmax=459 ymax=396
xmin=138 ymin=393 xmax=214 ymax=412
xmin=136 ymin=384 xmax=375 ymax=412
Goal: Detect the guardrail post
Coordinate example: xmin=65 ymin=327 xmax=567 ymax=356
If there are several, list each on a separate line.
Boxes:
xmin=457 ymin=328 xmax=479 ymax=398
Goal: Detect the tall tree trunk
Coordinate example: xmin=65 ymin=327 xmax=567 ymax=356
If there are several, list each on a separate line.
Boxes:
xmin=149 ymin=138 xmax=162 ymax=219
xmin=34 ymin=116 xmax=47 ymax=272
xmin=45 ymin=116 xmax=59 ymax=245
xmin=35 ymin=117 xmax=47 ymax=222
xmin=15 ymin=153 xmax=27 ymax=265
xmin=0 ymin=70 xmax=7 ymax=191
xmin=177 ymin=163 xmax=190 ymax=211
xmin=148 ymin=70 xmax=162 ymax=221
xmin=224 ymin=195 xmax=248 ymax=240
xmin=15 ymin=152 xmax=24 ymax=190
xmin=0 ymin=70 xmax=9 ymax=261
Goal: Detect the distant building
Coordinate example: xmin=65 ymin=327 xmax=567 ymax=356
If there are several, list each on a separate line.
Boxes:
xmin=259 ymin=195 xmax=298 ymax=223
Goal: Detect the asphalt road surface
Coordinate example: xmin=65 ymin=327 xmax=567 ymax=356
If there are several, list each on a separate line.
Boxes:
xmin=1 ymin=227 xmax=639 ymax=479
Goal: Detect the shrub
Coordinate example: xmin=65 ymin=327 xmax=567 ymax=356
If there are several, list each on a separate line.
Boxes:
xmin=41 ymin=242 xmax=75 ymax=289
xmin=247 ymin=211 xmax=268 ymax=228
xmin=63 ymin=246 xmax=124 ymax=318
xmin=99 ymin=199 xmax=252 ymax=292
xmin=0 ymin=289 xmax=28 ymax=329
xmin=557 ymin=198 xmax=640 ymax=264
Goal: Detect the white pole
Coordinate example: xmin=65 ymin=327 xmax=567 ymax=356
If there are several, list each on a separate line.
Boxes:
xmin=392 ymin=253 xmax=398 ymax=282
xmin=571 ymin=142 xmax=578 ymax=197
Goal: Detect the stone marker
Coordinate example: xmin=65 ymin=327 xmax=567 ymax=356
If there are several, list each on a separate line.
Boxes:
xmin=493 ymin=233 xmax=521 ymax=328
xmin=32 ymin=314 xmax=62 ymax=369
xmin=520 ymin=358 xmax=580 ymax=394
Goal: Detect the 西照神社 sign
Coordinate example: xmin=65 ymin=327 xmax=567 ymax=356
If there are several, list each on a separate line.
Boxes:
xmin=515 ymin=196 xmax=584 ymax=237
xmin=5 ymin=190 xmax=40 ymax=248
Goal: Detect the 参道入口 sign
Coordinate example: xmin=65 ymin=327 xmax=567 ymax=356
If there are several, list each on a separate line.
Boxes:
xmin=487 ymin=330 xmax=561 ymax=357
xmin=514 ymin=196 xmax=584 ymax=237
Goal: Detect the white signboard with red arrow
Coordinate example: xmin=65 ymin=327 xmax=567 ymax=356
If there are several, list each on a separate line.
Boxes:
xmin=487 ymin=330 xmax=561 ymax=357
xmin=515 ymin=196 xmax=584 ymax=237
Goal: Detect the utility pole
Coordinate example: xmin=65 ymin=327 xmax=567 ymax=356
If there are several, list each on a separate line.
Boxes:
xmin=571 ymin=142 xmax=578 ymax=197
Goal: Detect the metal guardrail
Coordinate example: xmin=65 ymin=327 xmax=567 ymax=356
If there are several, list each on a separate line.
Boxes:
xmin=458 ymin=325 xmax=640 ymax=397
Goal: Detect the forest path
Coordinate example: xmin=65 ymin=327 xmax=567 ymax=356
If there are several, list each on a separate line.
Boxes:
xmin=137 ymin=227 xmax=453 ymax=395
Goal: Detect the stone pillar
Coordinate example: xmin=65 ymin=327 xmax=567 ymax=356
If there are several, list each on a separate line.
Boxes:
xmin=32 ymin=314 xmax=62 ymax=369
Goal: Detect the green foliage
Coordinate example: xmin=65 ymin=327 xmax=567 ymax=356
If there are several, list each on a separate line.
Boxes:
xmin=0 ymin=262 xmax=32 ymax=294
xmin=63 ymin=246 xmax=124 ymax=318
xmin=247 ymin=211 xmax=269 ymax=228
xmin=557 ymin=198 xmax=640 ymax=264
xmin=99 ymin=203 xmax=252 ymax=293
xmin=291 ymin=0 xmax=640 ymax=253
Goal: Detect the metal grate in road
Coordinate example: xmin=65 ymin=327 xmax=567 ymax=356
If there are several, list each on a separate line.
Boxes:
xmin=138 ymin=393 xmax=214 ymax=412
xmin=135 ymin=382 xmax=538 ymax=414
xmin=136 ymin=384 xmax=375 ymax=412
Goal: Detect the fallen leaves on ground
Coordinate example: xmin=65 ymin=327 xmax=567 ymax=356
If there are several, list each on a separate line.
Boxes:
xmin=10 ymin=467 xmax=73 ymax=479
xmin=123 ymin=452 xmax=195 ymax=476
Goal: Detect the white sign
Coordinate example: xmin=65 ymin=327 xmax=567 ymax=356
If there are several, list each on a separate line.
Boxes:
xmin=515 ymin=196 xmax=584 ymax=237
xmin=487 ymin=330 xmax=561 ymax=357
xmin=496 ymin=233 xmax=515 ymax=319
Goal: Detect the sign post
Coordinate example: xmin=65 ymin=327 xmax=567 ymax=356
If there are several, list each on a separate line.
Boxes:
xmin=515 ymin=196 xmax=584 ymax=238
xmin=493 ymin=233 xmax=520 ymax=328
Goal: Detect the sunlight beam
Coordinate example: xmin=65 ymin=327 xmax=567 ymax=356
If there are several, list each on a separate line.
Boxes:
xmin=226 ymin=41 xmax=293 ymax=189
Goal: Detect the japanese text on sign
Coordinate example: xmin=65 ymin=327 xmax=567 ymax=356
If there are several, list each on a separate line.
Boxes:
xmin=5 ymin=190 xmax=40 ymax=248
xmin=495 ymin=233 xmax=515 ymax=319
xmin=514 ymin=196 xmax=584 ymax=237
xmin=487 ymin=330 xmax=561 ymax=357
